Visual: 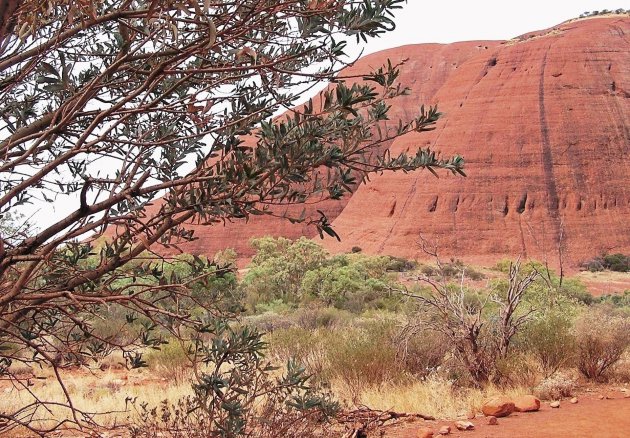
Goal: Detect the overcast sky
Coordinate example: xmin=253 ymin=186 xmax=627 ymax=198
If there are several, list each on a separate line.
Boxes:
xmin=351 ymin=1 xmax=622 ymax=56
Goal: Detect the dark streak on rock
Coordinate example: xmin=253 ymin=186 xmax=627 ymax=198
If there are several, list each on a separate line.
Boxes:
xmin=539 ymin=47 xmax=560 ymax=215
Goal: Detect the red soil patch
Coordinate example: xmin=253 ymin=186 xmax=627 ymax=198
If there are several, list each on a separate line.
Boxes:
xmin=382 ymin=390 xmax=630 ymax=438
xmin=581 ymin=278 xmax=630 ymax=297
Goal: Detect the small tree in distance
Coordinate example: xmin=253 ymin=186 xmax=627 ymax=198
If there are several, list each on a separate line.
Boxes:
xmin=0 ymin=0 xmax=466 ymax=433
xmin=399 ymin=245 xmax=538 ymax=386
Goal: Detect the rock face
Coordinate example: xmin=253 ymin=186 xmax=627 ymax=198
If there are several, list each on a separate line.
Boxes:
xmin=321 ymin=16 xmax=630 ymax=268
xmin=160 ymin=17 xmax=630 ymax=267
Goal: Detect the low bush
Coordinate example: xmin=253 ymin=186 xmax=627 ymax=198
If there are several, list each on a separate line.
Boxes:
xmin=397 ymin=329 xmax=448 ymax=379
xmin=243 ymin=311 xmax=294 ymax=332
xmin=581 ymin=253 xmax=630 ymax=272
xmin=292 ymin=306 xmax=352 ymax=330
xmin=325 ymin=321 xmax=399 ymax=401
xmin=596 ymin=291 xmax=630 ymax=308
xmin=495 ymin=352 xmax=540 ymax=388
xmin=419 ymin=261 xmax=484 ymax=280
xmin=131 ymin=323 xmax=338 ymax=438
xmin=609 ymin=352 xmax=630 ymax=383
xmin=267 ymin=328 xmax=329 ymax=378
xmin=420 ymin=264 xmax=436 ymax=277
xmin=243 ymin=238 xmax=403 ymax=313
xmin=386 ymin=256 xmax=417 ymax=272
xmin=603 ymin=253 xmax=630 ymax=272
xmin=145 ymin=341 xmax=191 ymax=384
xmin=579 ymin=9 xmax=630 ymax=18
xmin=574 ymin=307 xmax=630 ymax=380
xmin=522 ymin=310 xmax=577 ymax=378
xmin=534 ymin=372 xmax=577 ymax=400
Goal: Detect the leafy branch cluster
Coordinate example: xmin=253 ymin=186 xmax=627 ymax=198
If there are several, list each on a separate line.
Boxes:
xmin=0 ymin=0 xmax=465 ymax=434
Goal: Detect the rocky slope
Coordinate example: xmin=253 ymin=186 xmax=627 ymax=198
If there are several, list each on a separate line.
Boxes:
xmin=169 ymin=16 xmax=630 ymax=268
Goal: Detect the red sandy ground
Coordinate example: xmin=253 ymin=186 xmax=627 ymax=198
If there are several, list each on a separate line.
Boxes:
xmin=582 ymin=278 xmax=630 ymax=297
xmin=382 ymin=390 xmax=630 ymax=438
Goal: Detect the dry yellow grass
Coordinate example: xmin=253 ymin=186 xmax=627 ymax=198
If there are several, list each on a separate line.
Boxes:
xmin=0 ymin=367 xmax=193 ymax=434
xmin=341 ymin=377 xmax=530 ymax=419
xmin=1 ymin=366 xmax=534 ymax=434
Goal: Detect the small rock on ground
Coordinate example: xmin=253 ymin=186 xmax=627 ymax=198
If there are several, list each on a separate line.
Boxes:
xmin=513 ymin=395 xmax=540 ymax=412
xmin=487 ymin=416 xmax=498 ymax=425
xmin=481 ymin=397 xmax=515 ymax=418
xmin=570 ymin=397 xmax=578 ymax=404
xmin=454 ymin=420 xmax=475 ymax=431
xmin=438 ymin=425 xmax=451 ymax=435
xmin=416 ymin=427 xmax=433 ymax=438
xmin=550 ymin=401 xmax=560 ymax=408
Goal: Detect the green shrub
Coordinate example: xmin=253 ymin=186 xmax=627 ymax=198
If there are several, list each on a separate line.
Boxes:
xmin=420 ymin=264 xmax=436 ymax=277
xmin=597 ymin=291 xmax=630 ymax=308
xmin=495 ymin=351 xmax=540 ymax=388
xmin=581 ymin=257 xmax=604 ymax=272
xmin=522 ymin=310 xmax=577 ymax=377
xmin=132 ymin=323 xmax=338 ymax=438
xmin=558 ymin=278 xmax=594 ymax=305
xmin=422 ymin=259 xmax=484 ymax=280
xmin=243 ymin=238 xmax=405 ymax=313
xmin=466 ymin=267 xmax=486 ymax=281
xmin=243 ymin=311 xmax=294 ymax=332
xmin=440 ymin=261 xmax=462 ymax=278
xmin=386 ymin=256 xmax=417 ymax=272
xmin=254 ymin=299 xmax=294 ymax=315
xmin=494 ymin=259 xmax=513 ymax=273
xmin=582 ymin=253 xmax=630 ymax=273
xmin=299 ymin=254 xmax=399 ymax=312
xmin=603 ymin=253 xmax=630 ymax=272
xmin=242 ymin=237 xmax=328 ymax=307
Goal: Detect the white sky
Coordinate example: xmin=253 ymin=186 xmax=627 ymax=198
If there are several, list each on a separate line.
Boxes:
xmin=351 ymin=1 xmax=622 ymax=56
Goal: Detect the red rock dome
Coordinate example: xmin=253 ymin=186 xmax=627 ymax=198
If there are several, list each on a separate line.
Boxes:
xmin=164 ymin=16 xmax=630 ymax=268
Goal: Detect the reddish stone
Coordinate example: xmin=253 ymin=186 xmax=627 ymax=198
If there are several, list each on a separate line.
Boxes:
xmin=416 ymin=427 xmax=434 ymax=438
xmin=513 ymin=395 xmax=541 ymax=412
xmin=482 ymin=397 xmax=515 ymax=418
xmin=438 ymin=425 xmax=451 ymax=435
